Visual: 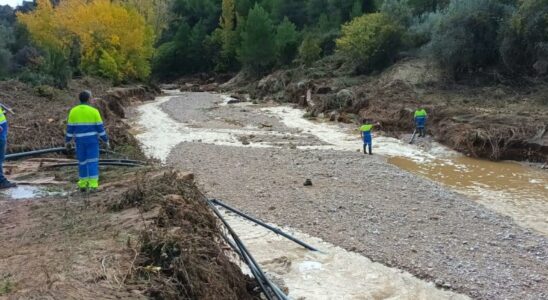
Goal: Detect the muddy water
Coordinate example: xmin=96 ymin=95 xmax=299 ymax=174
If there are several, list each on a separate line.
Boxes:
xmin=389 ymin=156 xmax=548 ymax=234
xmin=133 ymin=91 xmax=471 ymax=299
xmin=0 ymin=185 xmax=65 ymax=200
xmin=262 ymin=105 xmax=548 ymax=235
xmin=223 ymin=211 xmax=468 ymax=300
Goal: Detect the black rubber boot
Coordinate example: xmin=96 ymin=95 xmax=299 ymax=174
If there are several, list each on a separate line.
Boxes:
xmin=0 ymin=180 xmax=17 ymax=190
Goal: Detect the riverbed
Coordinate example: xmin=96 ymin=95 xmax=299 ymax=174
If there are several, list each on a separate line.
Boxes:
xmin=132 ymin=91 xmax=548 ymax=299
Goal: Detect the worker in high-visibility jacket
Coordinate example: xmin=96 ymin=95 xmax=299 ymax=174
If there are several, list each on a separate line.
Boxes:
xmin=0 ymin=103 xmax=16 ymax=189
xmin=414 ymin=108 xmax=428 ymax=137
xmin=359 ymin=119 xmax=381 ymax=155
xmin=65 ymin=91 xmax=109 ymax=192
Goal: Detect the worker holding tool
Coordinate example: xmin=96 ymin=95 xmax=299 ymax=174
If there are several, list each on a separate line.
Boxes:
xmin=65 ymin=91 xmax=110 ymax=192
xmin=0 ymin=103 xmax=16 ymax=189
xmin=414 ymin=107 xmax=428 ymax=137
xmin=359 ymin=119 xmax=381 ymax=155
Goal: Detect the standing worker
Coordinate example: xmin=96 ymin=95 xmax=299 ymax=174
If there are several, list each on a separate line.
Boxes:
xmin=65 ymin=91 xmax=110 ymax=192
xmin=359 ymin=119 xmax=381 ymax=155
xmin=414 ymin=107 xmax=428 ymax=138
xmin=0 ymin=103 xmax=16 ymax=189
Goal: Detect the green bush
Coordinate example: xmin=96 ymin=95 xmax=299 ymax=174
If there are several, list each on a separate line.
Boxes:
xmin=238 ymin=4 xmax=276 ymax=73
xmin=336 ymin=13 xmax=403 ymax=74
xmin=425 ymin=0 xmax=513 ymax=78
xmin=298 ymin=35 xmax=322 ymax=66
xmin=500 ymin=0 xmax=548 ymax=75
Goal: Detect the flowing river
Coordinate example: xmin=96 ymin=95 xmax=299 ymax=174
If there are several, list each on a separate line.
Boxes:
xmin=132 ymin=90 xmax=547 ymax=299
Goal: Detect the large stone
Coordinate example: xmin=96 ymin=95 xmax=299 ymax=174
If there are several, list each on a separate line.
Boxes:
xmin=336 ymin=89 xmax=355 ymax=105
xmin=533 ymin=60 xmax=548 ymax=76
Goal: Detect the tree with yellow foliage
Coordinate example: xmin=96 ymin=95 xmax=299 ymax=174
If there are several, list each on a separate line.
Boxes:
xmin=18 ymin=0 xmax=154 ymax=82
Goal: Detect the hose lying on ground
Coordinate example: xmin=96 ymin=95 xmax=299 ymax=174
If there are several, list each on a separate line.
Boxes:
xmin=43 ymin=161 xmax=145 ymax=169
xmin=211 ymin=198 xmax=319 ymax=252
xmin=5 ymin=147 xmax=129 ymax=161
xmin=207 ymin=199 xmax=289 ymax=300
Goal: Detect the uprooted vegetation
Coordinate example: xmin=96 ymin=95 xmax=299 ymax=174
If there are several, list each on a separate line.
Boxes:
xmin=223 ymin=57 xmax=548 ymax=163
xmin=113 ymin=171 xmax=259 ymax=300
xmin=0 ymin=77 xmax=158 ymax=158
xmin=0 ymin=167 xmax=258 ymax=299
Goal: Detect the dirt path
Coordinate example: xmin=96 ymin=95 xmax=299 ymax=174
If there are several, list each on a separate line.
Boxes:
xmin=135 ymin=91 xmax=548 ymax=300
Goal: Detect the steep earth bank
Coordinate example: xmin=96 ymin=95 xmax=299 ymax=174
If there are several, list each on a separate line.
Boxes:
xmin=209 ymin=58 xmax=548 ymax=163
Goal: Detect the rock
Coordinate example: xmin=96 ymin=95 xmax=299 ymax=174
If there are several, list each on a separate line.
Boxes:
xmin=316 ymin=86 xmax=333 ymax=94
xmin=176 ymin=172 xmax=195 ymax=182
xmin=329 ymin=111 xmax=339 ymax=122
xmin=533 ymin=59 xmax=548 ymax=75
xmin=304 ymin=179 xmax=313 ymax=186
xmin=336 ymin=89 xmax=354 ymax=105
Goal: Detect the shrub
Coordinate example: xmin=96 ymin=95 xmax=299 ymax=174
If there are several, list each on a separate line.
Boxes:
xmin=425 ymin=0 xmax=513 ymax=78
xmin=500 ymin=0 xmax=548 ymax=75
xmin=336 ymin=13 xmax=403 ymax=74
xmin=299 ymin=35 xmax=322 ymax=66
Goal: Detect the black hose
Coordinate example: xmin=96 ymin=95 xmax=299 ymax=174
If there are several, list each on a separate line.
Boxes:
xmin=207 ymin=200 xmax=273 ymax=300
xmin=5 ymin=147 xmax=127 ymax=161
xmin=211 ymin=199 xmax=319 ymax=252
xmin=43 ymin=162 xmax=144 ymax=169
xmin=221 ymin=233 xmax=289 ymax=299
xmin=5 ymin=147 xmax=67 ymax=160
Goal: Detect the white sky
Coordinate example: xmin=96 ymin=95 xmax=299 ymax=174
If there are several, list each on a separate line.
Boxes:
xmin=0 ymin=0 xmax=23 ymax=8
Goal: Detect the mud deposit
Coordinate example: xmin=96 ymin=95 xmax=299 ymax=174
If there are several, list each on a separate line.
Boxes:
xmin=132 ymin=91 xmax=548 ymax=299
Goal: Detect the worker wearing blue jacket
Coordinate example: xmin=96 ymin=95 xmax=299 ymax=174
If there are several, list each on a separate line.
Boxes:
xmin=65 ymin=91 xmax=109 ymax=192
xmin=360 ymin=119 xmax=381 ymax=155
xmin=414 ymin=108 xmax=428 ymax=137
xmin=0 ymin=103 xmax=16 ymax=189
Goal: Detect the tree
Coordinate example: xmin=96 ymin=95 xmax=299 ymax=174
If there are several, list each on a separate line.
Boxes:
xmin=425 ymin=0 xmax=512 ymax=77
xmin=336 ymin=13 xmax=403 ymax=73
xmin=500 ymin=0 xmax=548 ymax=75
xmin=217 ymin=0 xmax=240 ymax=71
xmin=275 ymin=17 xmax=300 ymax=65
xmin=299 ymin=35 xmax=322 ymax=66
xmin=350 ymin=0 xmax=363 ymax=18
xmin=238 ymin=4 xmax=276 ymax=72
xmin=18 ymin=0 xmax=155 ymax=82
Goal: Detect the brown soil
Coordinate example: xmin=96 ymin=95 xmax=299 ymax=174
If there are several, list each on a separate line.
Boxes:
xmin=227 ymin=58 xmax=548 ymax=163
xmin=0 ymin=78 xmax=258 ymax=299
xmin=0 ymin=167 xmax=258 ymax=299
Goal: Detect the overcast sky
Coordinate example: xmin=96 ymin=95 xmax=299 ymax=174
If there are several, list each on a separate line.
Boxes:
xmin=0 ymin=0 xmax=23 ymax=8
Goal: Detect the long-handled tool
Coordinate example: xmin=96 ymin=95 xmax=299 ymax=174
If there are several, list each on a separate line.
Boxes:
xmin=409 ymin=129 xmax=417 ymax=144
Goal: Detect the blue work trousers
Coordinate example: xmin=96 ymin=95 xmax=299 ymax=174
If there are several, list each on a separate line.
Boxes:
xmin=76 ymin=142 xmax=100 ymax=188
xmin=0 ymin=139 xmax=6 ymax=183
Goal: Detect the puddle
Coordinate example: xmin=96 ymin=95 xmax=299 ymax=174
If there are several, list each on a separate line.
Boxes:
xmin=389 ymin=156 xmax=548 ymax=234
xmin=0 ymin=185 xmax=65 ymax=200
xmin=223 ymin=211 xmax=469 ymax=300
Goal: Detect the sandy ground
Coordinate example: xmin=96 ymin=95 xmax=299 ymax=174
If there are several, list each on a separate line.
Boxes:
xmin=0 ymin=193 xmax=149 ymax=299
xmin=140 ymin=92 xmax=548 ymax=300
